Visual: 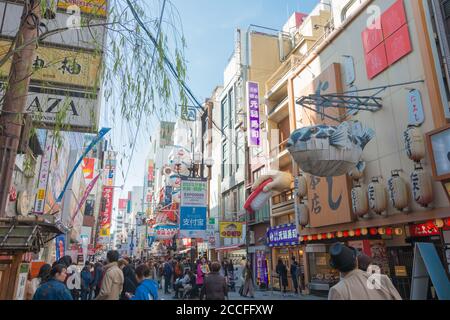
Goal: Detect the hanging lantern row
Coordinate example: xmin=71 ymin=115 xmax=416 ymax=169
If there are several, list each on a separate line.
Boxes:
xmin=351 ymin=168 xmax=434 ymax=217
xmin=300 ymin=227 xmax=404 ymax=242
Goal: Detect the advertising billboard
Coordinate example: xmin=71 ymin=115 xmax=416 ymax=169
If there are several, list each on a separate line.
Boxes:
xmin=179 ymin=177 xmax=207 ymax=239
xmin=99 ymin=186 xmax=114 ymax=237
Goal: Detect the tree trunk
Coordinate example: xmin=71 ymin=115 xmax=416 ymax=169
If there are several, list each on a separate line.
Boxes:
xmin=0 ymin=1 xmax=40 ymax=216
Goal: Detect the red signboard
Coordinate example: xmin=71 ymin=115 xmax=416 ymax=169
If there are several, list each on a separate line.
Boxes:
xmin=365 ymin=43 xmax=388 ymax=79
xmin=381 ymin=0 xmax=407 ymax=38
xmin=384 ymin=24 xmax=412 ymax=65
xmin=148 ymin=160 xmax=155 ymax=183
xmin=100 ymin=186 xmax=114 ymax=231
xmin=362 ymin=0 xmax=411 ymax=79
xmin=118 ymin=199 xmax=128 ymax=210
xmin=362 ymin=18 xmax=383 ymax=54
xmin=409 ymin=223 xmax=440 ymax=237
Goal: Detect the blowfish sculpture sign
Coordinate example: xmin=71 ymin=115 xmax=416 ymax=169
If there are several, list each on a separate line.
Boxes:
xmin=287 ymin=121 xmax=375 ymax=177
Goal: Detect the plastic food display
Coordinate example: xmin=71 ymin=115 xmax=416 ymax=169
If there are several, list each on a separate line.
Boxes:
xmin=244 ymin=178 xmax=274 ymax=213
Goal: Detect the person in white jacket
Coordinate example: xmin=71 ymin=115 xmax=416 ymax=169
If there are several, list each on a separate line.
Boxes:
xmin=328 ymin=243 xmax=402 ymax=300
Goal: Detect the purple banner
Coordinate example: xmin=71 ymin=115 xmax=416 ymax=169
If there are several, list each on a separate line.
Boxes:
xmin=256 ymin=251 xmax=268 ymax=286
xmin=267 ymin=224 xmax=299 ymax=247
xmin=247 ymin=81 xmax=261 ymax=147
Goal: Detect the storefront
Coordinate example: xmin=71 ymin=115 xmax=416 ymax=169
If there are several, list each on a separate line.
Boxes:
xmin=267 ymin=223 xmax=304 ymax=292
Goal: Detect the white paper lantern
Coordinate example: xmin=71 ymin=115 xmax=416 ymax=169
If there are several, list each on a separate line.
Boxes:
xmin=410 ymin=166 xmax=433 ymax=207
xmin=297 ymin=202 xmax=310 ymax=227
xmin=368 ymin=178 xmax=388 ymax=215
xmin=348 ymin=162 xmax=365 ymax=181
xmin=404 ymin=126 xmax=426 ymax=162
xmin=351 ymin=184 xmax=369 ymax=217
xmin=297 ymin=175 xmax=308 ymax=198
xmin=388 ymin=173 xmax=409 ymax=211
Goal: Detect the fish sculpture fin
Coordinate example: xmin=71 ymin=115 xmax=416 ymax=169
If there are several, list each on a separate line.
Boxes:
xmin=329 ymin=121 xmax=351 ymax=148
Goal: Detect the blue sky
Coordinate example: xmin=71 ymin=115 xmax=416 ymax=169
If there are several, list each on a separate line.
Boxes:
xmin=171 ymin=0 xmax=319 ymax=100
xmin=114 ymin=0 xmax=319 ymax=201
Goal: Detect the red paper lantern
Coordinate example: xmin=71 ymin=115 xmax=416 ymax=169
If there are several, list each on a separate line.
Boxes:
xmin=370 ymin=228 xmax=378 ymax=236
xmin=321 ymin=233 xmax=327 ymax=240
xmin=386 ymin=228 xmax=393 ymax=236
xmin=312 ymin=235 xmax=318 ymax=241
xmin=343 ymin=231 xmax=349 ymax=237
xmin=355 ymin=229 xmax=361 ymax=237
xmin=445 ymin=218 xmax=450 ymax=227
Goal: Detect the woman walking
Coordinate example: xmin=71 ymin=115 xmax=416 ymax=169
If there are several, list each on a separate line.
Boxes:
xmin=200 ymin=262 xmax=228 ymax=300
xmin=196 ymin=258 xmax=210 ymax=293
xmin=276 ymin=259 xmax=288 ymax=295
xmin=242 ymin=261 xmax=255 ymax=298
xmin=120 ymin=263 xmax=138 ymax=300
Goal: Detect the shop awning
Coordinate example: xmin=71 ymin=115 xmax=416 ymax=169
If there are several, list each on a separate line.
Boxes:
xmin=0 ymin=216 xmax=63 ymax=254
xmin=215 ymin=245 xmax=245 ymax=252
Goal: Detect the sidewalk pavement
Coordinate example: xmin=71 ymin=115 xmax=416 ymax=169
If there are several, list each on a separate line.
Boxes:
xmin=158 ymin=287 xmax=326 ymax=301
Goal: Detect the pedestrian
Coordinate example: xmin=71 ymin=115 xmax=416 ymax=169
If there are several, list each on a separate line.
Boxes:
xmin=173 ymin=269 xmax=194 ymax=299
xmin=357 ymin=253 xmax=373 ymax=272
xmin=33 ymin=264 xmax=73 ymax=300
xmin=120 ymin=263 xmax=138 ymax=300
xmin=26 ymin=263 xmax=51 ymax=300
xmin=95 ymin=250 xmax=124 ymax=300
xmin=290 ymin=257 xmax=299 ymax=294
xmin=126 ymin=264 xmax=159 ymax=300
xmin=118 ymin=258 xmax=128 ymax=270
xmin=196 ymin=257 xmax=209 ymax=291
xmin=163 ymin=257 xmax=174 ymax=294
xmin=200 ymin=262 xmax=228 ymax=300
xmin=276 ymin=259 xmax=288 ymax=294
xmin=92 ymin=262 xmax=103 ymax=298
xmin=242 ymin=261 xmax=255 ymax=298
xmin=80 ymin=261 xmax=93 ymax=300
xmin=174 ymin=258 xmax=183 ymax=282
xmin=156 ymin=261 xmax=164 ymax=289
xmin=328 ymin=243 xmax=402 ymax=300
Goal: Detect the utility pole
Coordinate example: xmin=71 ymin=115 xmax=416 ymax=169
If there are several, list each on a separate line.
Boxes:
xmin=0 ymin=1 xmax=41 ymax=216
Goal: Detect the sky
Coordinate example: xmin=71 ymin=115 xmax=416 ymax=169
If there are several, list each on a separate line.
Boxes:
xmin=113 ymin=0 xmax=320 ymax=201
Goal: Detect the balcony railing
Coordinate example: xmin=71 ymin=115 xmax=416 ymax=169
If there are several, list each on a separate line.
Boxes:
xmin=270 ymin=139 xmax=289 ymax=160
xmin=272 ymin=188 xmax=295 ymax=206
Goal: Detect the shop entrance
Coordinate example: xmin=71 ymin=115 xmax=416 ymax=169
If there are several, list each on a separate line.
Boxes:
xmin=388 ymin=238 xmax=447 ymax=300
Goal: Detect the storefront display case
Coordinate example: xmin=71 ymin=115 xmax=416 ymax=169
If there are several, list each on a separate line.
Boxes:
xmin=306 ymin=244 xmax=339 ymax=292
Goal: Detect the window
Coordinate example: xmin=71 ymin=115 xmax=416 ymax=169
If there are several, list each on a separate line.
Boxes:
xmin=221 ymin=96 xmax=229 ymax=130
xmin=230 ymin=87 xmax=236 ymax=125
xmin=236 ymin=130 xmax=245 ymax=170
xmin=222 ymin=141 xmax=229 ymax=179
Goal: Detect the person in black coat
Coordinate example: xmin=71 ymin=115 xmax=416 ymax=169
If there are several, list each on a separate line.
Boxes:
xmin=120 ymin=264 xmax=138 ymax=300
xmin=276 ymin=259 xmax=288 ymax=294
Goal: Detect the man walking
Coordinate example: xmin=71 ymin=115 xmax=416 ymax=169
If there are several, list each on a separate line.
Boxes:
xmin=290 ymin=257 xmax=299 ymax=294
xmin=163 ymin=257 xmax=174 ymax=294
xmin=95 ymin=250 xmax=124 ymax=300
xmin=328 ymin=243 xmax=402 ymax=300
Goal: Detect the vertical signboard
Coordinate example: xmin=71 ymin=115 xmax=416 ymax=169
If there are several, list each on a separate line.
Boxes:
xmin=247 ymin=81 xmax=261 ymax=147
xmin=55 ymin=234 xmax=66 ymax=261
xmin=99 ymin=186 xmax=114 ymax=237
xmin=179 ymin=177 xmax=207 ymax=238
xmin=34 ymin=131 xmax=53 ymax=214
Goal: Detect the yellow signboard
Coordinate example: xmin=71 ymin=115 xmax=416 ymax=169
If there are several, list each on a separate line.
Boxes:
xmin=57 ymin=0 xmax=107 ymax=17
xmin=0 ymin=40 xmax=102 ymax=89
xmin=219 ymin=222 xmax=243 ymax=238
xmin=100 ymin=228 xmax=110 ymax=237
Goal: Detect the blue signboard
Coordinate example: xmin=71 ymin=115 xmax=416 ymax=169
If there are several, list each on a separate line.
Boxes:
xmin=179 ymin=177 xmax=207 ymax=238
xmin=164 ymin=186 xmax=173 ymax=206
xmin=267 ymin=224 xmax=299 ymax=247
xmin=55 ymin=234 xmax=66 ymax=261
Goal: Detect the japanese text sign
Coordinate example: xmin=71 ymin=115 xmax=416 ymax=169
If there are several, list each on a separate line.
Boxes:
xmin=219 ymin=222 xmax=243 ymax=238
xmin=267 ymin=224 xmax=299 ymax=247
xmin=99 ymin=186 xmax=114 ymax=236
xmin=247 ymin=81 xmax=261 ymax=147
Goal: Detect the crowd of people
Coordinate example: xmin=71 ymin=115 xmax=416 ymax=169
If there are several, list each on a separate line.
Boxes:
xmin=24 ymin=243 xmax=402 ymax=301
xmin=24 ymin=251 xmax=250 ymax=301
